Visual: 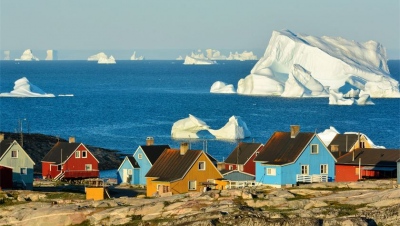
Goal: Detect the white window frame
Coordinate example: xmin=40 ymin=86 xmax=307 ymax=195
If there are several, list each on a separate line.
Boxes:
xmin=266 ymin=168 xmax=276 ymax=176
xmin=188 ymin=180 xmax=196 ymax=190
xmin=20 ymin=167 xmax=27 ymax=175
xmin=82 ymin=151 xmax=87 ymax=158
xmin=198 ymin=161 xmax=206 ymax=170
xmin=85 ymin=164 xmax=92 ymax=171
xmin=311 ymin=144 xmax=319 ymax=154
xmin=138 ymin=154 xmax=143 ymax=159
xmin=301 ymin=165 xmax=309 ymax=175
xmin=75 ymin=151 xmax=80 ymax=158
xmin=127 ymin=169 xmax=133 ymax=175
xmin=320 ymin=164 xmax=328 ymax=174
xmin=11 ymin=150 xmax=18 ymax=158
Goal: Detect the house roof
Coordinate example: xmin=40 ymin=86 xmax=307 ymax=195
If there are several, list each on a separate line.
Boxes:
xmin=0 ymin=139 xmax=14 ymax=159
xmin=254 ymin=132 xmax=315 ymax=165
xmin=220 ymin=169 xmax=255 ymax=177
xmin=140 ymin=145 xmax=170 ymax=164
xmin=224 ymin=142 xmax=262 ymax=164
xmin=145 ymin=149 xmax=203 ymax=182
xmin=327 ymin=134 xmax=359 ymax=158
xmin=127 ymin=156 xmax=140 ymax=168
xmin=336 ymin=148 xmax=400 ymax=166
xmin=41 ymin=141 xmax=81 ymax=164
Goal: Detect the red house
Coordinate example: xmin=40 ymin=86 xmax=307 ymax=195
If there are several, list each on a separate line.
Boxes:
xmin=41 ymin=137 xmax=99 ymax=180
xmin=222 ymin=142 xmax=263 ymax=175
xmin=336 ymin=148 xmax=400 ymax=182
xmin=0 ymin=165 xmax=13 ymax=189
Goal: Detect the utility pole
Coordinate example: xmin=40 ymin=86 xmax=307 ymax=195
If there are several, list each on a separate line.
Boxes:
xmin=19 ymin=118 xmax=26 ymax=147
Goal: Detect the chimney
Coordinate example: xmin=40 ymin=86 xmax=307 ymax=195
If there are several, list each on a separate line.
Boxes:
xmin=290 ymin=125 xmax=300 ymax=138
xmin=180 ymin=142 xmax=189 ymax=155
xmin=146 ymin=137 xmax=154 ymax=146
xmin=69 ymin=137 xmax=75 ymax=143
xmin=0 ymin=133 xmax=4 ymax=142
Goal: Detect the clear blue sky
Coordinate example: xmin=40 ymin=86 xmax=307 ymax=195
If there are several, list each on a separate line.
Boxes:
xmin=1 ymin=0 xmax=399 ymax=59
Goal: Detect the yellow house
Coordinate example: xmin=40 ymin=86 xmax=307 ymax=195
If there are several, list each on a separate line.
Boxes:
xmin=327 ymin=133 xmax=374 ymax=159
xmin=145 ymin=143 xmax=227 ymax=197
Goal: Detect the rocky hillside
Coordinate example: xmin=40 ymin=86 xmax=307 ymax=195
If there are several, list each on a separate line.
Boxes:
xmin=0 ymin=132 xmax=124 ymax=173
xmin=0 ymin=180 xmax=399 ymax=225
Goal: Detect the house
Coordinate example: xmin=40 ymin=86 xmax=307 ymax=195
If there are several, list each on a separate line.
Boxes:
xmin=327 ymin=133 xmax=373 ymax=159
xmin=0 ymin=134 xmax=35 ymax=190
xmin=223 ymin=142 xmax=263 ymax=175
xmin=335 ymin=148 xmax=400 ymax=182
xmin=254 ymin=125 xmax=337 ymax=187
xmin=145 ymin=142 xmax=227 ymax=197
xmin=131 ymin=137 xmax=170 ymax=185
xmin=0 ymin=165 xmax=13 ymax=189
xmin=398 ymin=159 xmax=400 ymax=185
xmin=116 ymin=156 xmax=140 ymax=185
xmin=41 ymin=137 xmax=99 ymax=181
xmin=220 ymin=170 xmax=256 ymax=189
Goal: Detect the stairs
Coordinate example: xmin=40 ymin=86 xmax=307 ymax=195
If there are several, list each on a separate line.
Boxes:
xmin=54 ymin=171 xmax=65 ymax=181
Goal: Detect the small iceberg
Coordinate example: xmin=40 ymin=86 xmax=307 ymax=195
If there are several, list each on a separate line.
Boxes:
xmin=15 ymin=49 xmax=39 ymax=61
xmin=0 ymin=77 xmax=55 ymax=98
xmin=210 ymin=81 xmax=236 ymax=94
xmin=183 ymin=56 xmax=216 ymax=65
xmin=88 ymin=52 xmax=107 ymax=61
xmin=208 ymin=116 xmax=251 ymax=139
xmin=98 ymin=55 xmax=116 ymax=64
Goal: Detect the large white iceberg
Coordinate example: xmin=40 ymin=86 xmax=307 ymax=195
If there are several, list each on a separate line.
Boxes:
xmin=88 ymin=52 xmax=108 ymax=61
xmin=208 ymin=116 xmax=251 ymax=139
xmin=171 ymin=114 xmax=210 ymax=138
xmin=329 ymin=89 xmax=374 ymax=105
xmin=237 ymin=30 xmax=400 ymax=98
xmin=98 ymin=55 xmax=116 ymax=64
xmin=318 ymin=126 xmax=340 ymax=146
xmin=183 ymin=55 xmax=216 ymax=65
xmin=15 ymin=49 xmax=39 ymax=61
xmin=0 ymin=77 xmax=55 ymax=98
xmin=210 ymin=81 xmax=236 ymax=94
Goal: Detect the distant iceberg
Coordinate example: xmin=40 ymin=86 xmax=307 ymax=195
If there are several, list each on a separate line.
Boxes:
xmin=4 ymin=50 xmax=10 ymax=60
xmin=176 ymin=56 xmax=184 ymax=60
xmin=183 ymin=55 xmax=216 ymax=65
xmin=0 ymin=77 xmax=55 ymax=98
xmin=210 ymin=81 xmax=236 ymax=94
xmin=130 ymin=51 xmax=144 ymax=60
xmin=88 ymin=52 xmax=108 ymax=61
xmin=15 ymin=49 xmax=39 ymax=61
xmin=237 ymin=30 xmax=399 ymax=98
xmin=98 ymin=55 xmax=116 ymax=64
xmin=318 ymin=126 xmax=384 ymax=148
xmin=208 ymin=116 xmax=251 ymax=139
xmin=226 ymin=51 xmax=257 ymax=61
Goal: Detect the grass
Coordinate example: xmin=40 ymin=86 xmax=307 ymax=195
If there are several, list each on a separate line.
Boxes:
xmin=324 ymin=201 xmax=367 ymax=217
xmin=45 ymin=192 xmax=85 ymax=200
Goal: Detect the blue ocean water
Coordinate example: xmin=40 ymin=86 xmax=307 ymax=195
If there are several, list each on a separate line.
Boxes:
xmin=1 ymin=60 xmax=399 ymax=169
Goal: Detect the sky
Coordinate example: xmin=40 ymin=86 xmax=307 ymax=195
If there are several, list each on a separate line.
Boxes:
xmin=1 ymin=0 xmax=399 ymax=59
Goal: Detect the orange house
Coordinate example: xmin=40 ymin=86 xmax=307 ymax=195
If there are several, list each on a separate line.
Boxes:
xmin=145 ymin=143 xmax=227 ymax=197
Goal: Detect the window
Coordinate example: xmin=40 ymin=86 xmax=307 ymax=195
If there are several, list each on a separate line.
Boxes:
xmin=301 ymin=165 xmax=309 ymax=175
xmin=188 ymin=180 xmax=196 ymax=190
xmin=320 ymin=164 xmax=328 ymax=174
xmin=127 ymin=169 xmax=133 ymax=175
xmin=359 ymin=142 xmax=365 ymax=148
xmin=228 ymin=165 xmax=233 ymax=170
xmin=311 ymin=144 xmax=319 ymax=154
xmin=20 ymin=168 xmax=27 ymax=175
xmin=238 ymin=165 xmax=243 ymax=171
xmin=138 ymin=154 xmax=143 ymax=159
xmin=82 ymin=151 xmax=87 ymax=158
xmin=11 ymin=150 xmax=18 ymax=158
xmin=198 ymin=161 xmax=205 ymax=170
xmin=266 ymin=168 xmax=276 ymax=176
xmin=85 ymin=164 xmax=92 ymax=171
xmin=57 ymin=165 xmax=62 ymax=171
xmin=75 ymin=151 xmax=80 ymax=158
xmin=331 ymin=145 xmax=339 ymax=152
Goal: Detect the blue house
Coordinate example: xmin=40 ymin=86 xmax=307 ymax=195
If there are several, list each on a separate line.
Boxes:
xmin=117 ymin=156 xmax=140 ymax=185
xmin=117 ymin=137 xmax=170 ymax=185
xmin=254 ymin=126 xmax=336 ymax=187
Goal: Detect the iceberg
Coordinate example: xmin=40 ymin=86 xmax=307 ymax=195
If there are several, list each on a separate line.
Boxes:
xmin=226 ymin=51 xmax=257 ymax=61
xmin=176 ymin=56 xmax=184 ymax=60
xmin=329 ymin=89 xmax=374 ymax=105
xmin=210 ymin=81 xmax=236 ymax=94
xmin=318 ymin=126 xmax=340 ymax=146
xmin=45 ymin=50 xmax=57 ymax=60
xmin=237 ymin=30 xmax=400 ymax=98
xmin=206 ymin=49 xmax=227 ymax=60
xmin=130 ymin=51 xmax=144 ymax=60
xmin=88 ymin=52 xmax=108 ymax=61
xmin=15 ymin=49 xmax=39 ymax=61
xmin=183 ymin=55 xmax=216 ymax=65
xmin=98 ymin=55 xmax=116 ymax=64
xmin=171 ymin=114 xmax=210 ymax=138
xmin=208 ymin=116 xmax=251 ymax=140
xmin=4 ymin=50 xmax=10 ymax=60
xmin=0 ymin=77 xmax=55 ymax=98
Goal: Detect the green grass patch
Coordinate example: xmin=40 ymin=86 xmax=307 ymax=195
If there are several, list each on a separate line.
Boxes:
xmin=70 ymin=219 xmax=91 ymax=226
xmin=325 ymin=201 xmax=367 ymax=217
xmin=45 ymin=192 xmax=85 ymax=200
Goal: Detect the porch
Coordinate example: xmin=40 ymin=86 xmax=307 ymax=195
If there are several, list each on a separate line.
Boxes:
xmin=296 ymin=174 xmax=328 ymax=183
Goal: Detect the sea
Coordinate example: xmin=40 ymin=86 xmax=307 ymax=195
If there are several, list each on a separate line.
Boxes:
xmin=1 ymin=60 xmax=399 ymax=178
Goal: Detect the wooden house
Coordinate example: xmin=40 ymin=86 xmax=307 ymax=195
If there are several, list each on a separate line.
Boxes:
xmin=223 ymin=142 xmax=263 ymax=175
xmin=335 ymin=148 xmax=400 ymax=182
xmin=254 ymin=126 xmax=336 ymax=187
xmin=41 ymin=137 xmax=99 ymax=181
xmin=0 ymin=165 xmax=13 ymax=189
xmin=130 ymin=137 xmax=170 ymax=185
xmin=0 ymin=134 xmax=35 ymax=190
xmin=117 ymin=156 xmax=140 ymax=185
xmin=145 ymin=143 xmax=227 ymax=197
xmin=327 ymin=133 xmax=373 ymax=159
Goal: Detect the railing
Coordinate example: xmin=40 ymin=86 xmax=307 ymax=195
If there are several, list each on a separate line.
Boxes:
xmin=53 ymin=172 xmax=65 ymax=181
xmin=226 ymin=181 xmax=256 ymax=189
xmin=63 ymin=170 xmax=99 ymax=179
xmin=296 ymin=174 xmax=328 ymax=183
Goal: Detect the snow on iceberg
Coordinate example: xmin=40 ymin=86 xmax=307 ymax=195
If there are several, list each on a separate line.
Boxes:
xmin=329 ymin=89 xmax=374 ymax=105
xmin=171 ymin=114 xmax=210 ymax=138
xmin=226 ymin=51 xmax=257 ymax=61
xmin=183 ymin=55 xmax=216 ymax=65
xmin=98 ymin=55 xmax=116 ymax=64
xmin=88 ymin=52 xmax=108 ymax=61
xmin=237 ymin=30 xmax=399 ymax=98
xmin=318 ymin=126 xmax=340 ymax=146
xmin=210 ymin=81 xmax=236 ymax=94
xmin=208 ymin=116 xmax=251 ymax=140
xmin=0 ymin=77 xmax=55 ymax=98
xmin=15 ymin=49 xmax=39 ymax=61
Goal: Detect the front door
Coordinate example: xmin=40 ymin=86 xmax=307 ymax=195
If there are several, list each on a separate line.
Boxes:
xmin=122 ymin=169 xmax=128 ymax=183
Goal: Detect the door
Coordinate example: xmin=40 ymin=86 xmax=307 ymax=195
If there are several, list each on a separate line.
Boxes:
xmin=122 ymin=169 xmax=128 ymax=183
